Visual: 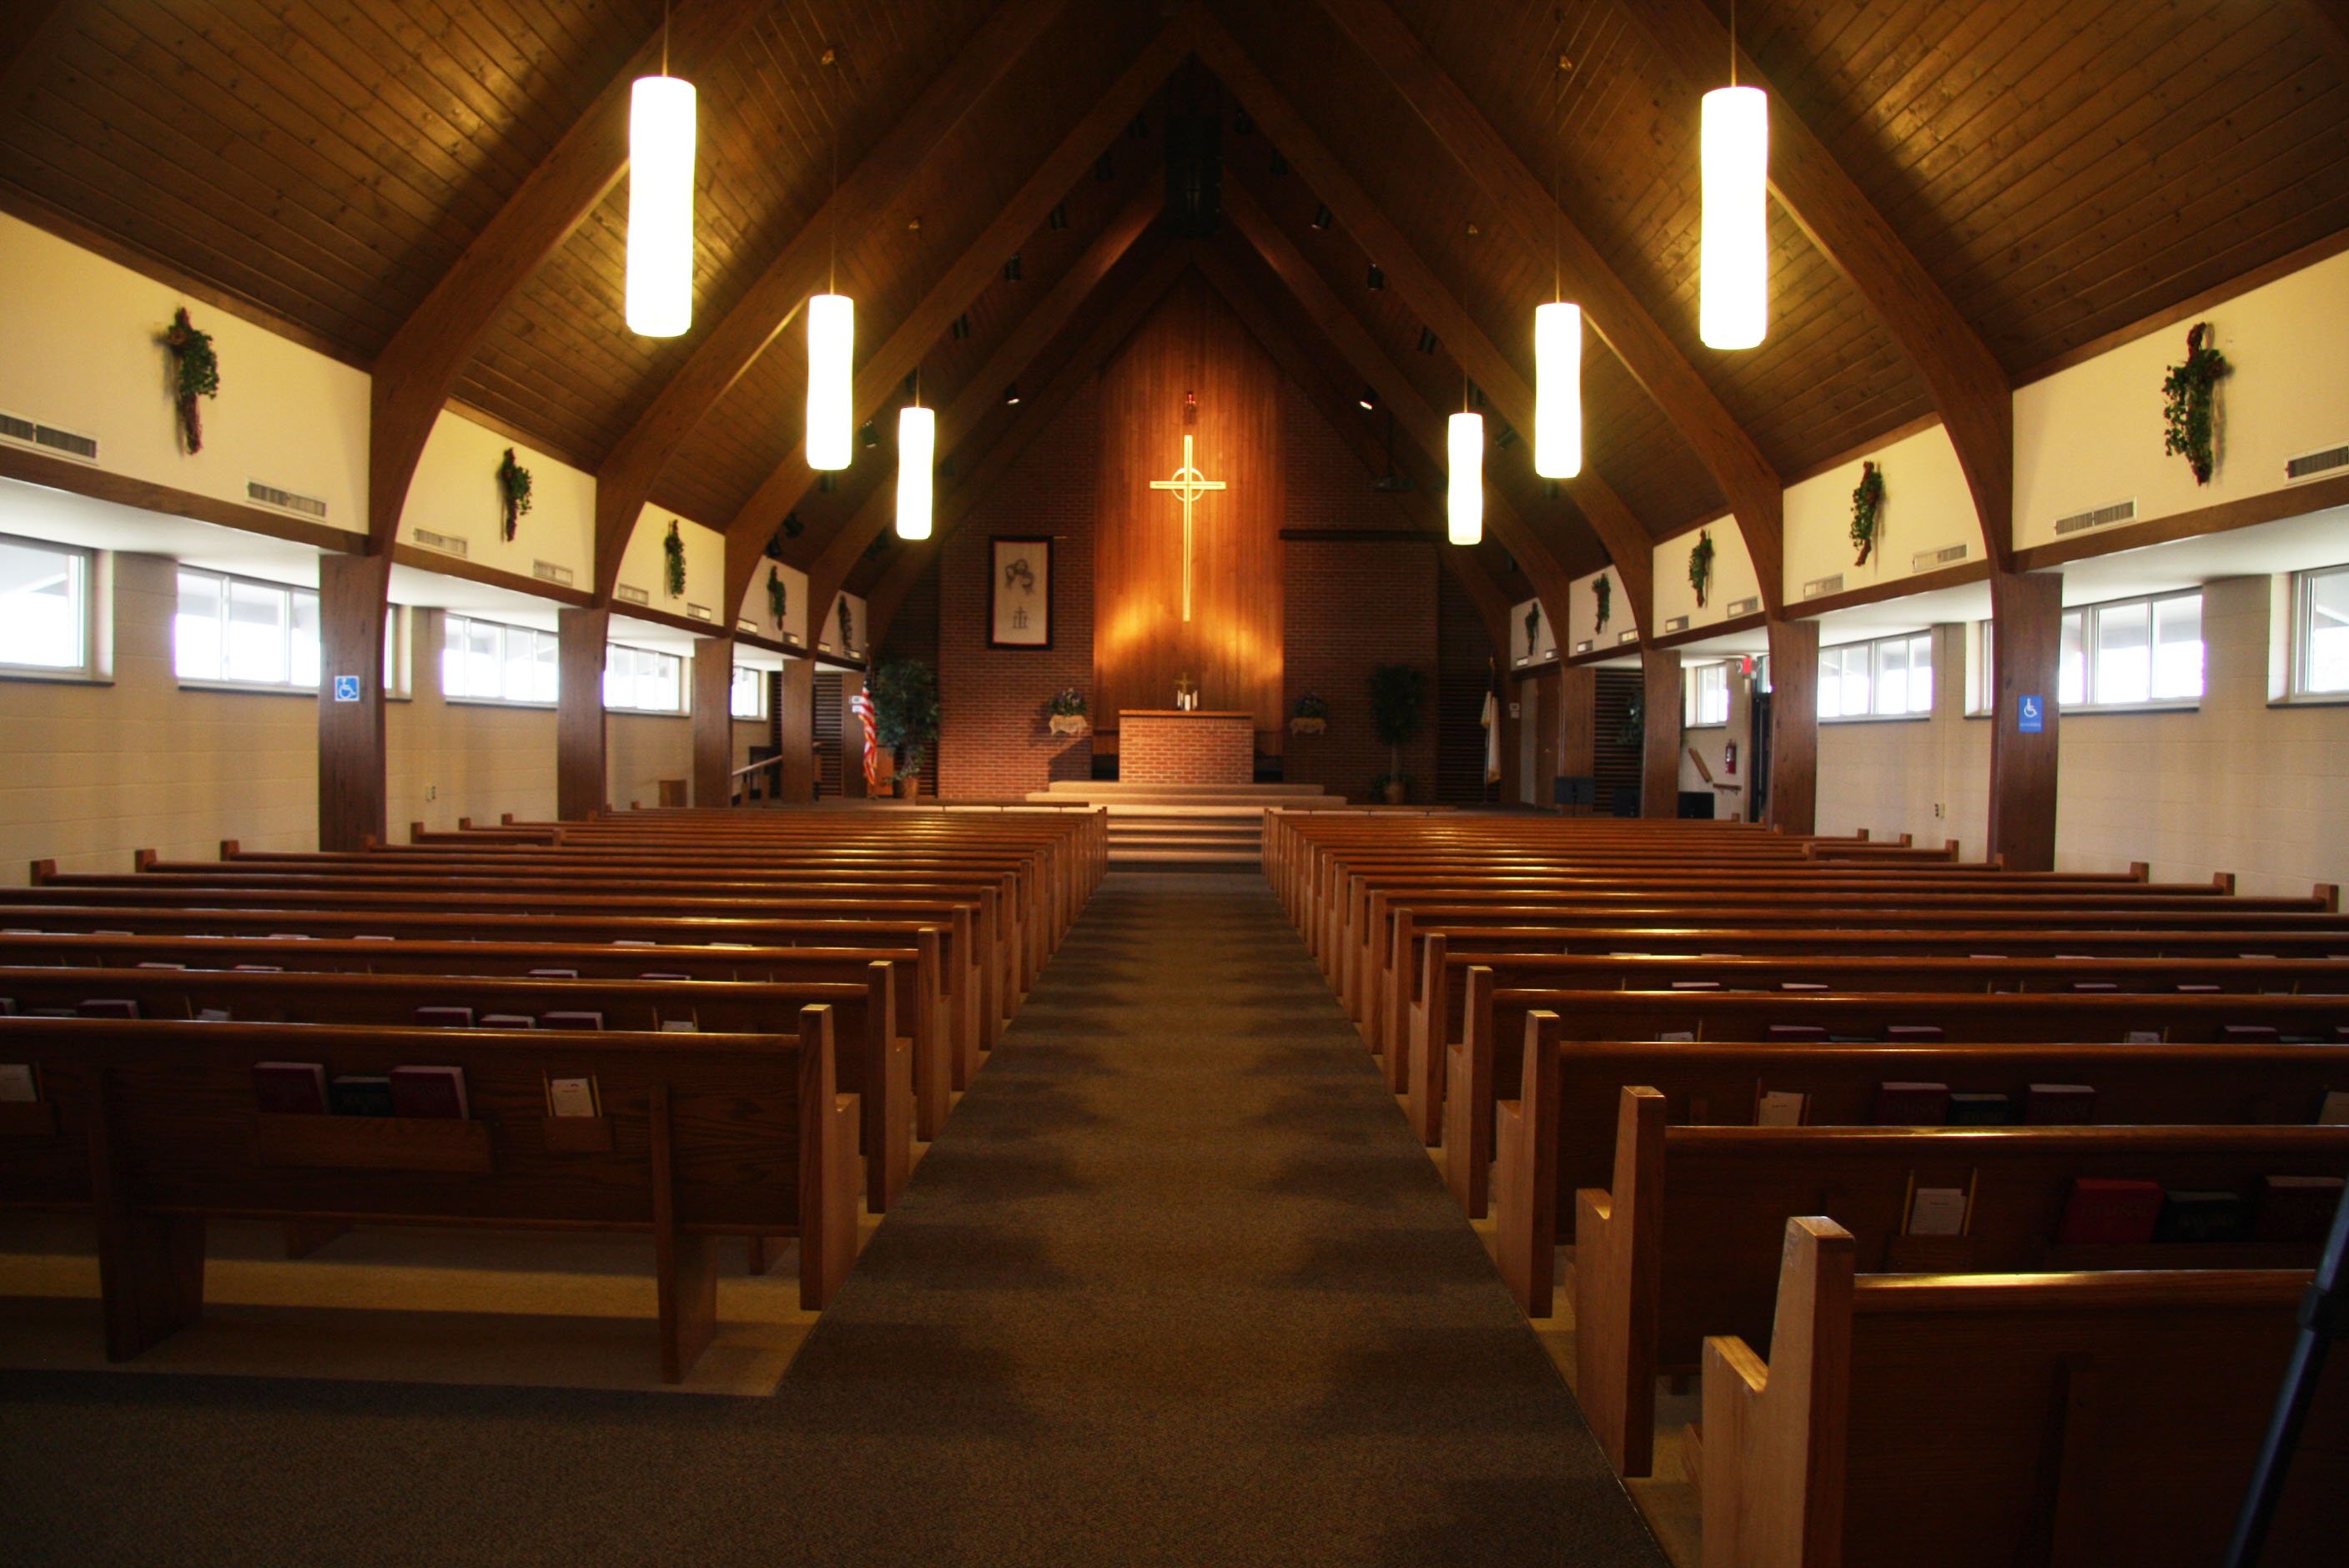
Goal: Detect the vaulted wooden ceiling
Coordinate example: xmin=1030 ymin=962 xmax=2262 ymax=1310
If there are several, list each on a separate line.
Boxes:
xmin=3 ymin=0 xmax=2342 ymax=616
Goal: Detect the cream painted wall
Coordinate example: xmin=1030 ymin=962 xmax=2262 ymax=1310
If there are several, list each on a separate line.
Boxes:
xmin=2054 ymin=575 xmax=2348 ymax=895
xmin=1782 ymin=424 xmax=1984 ymax=606
xmin=1652 ymin=516 xmax=1760 ymax=634
xmin=1814 ymin=624 xmax=1989 ymax=858
xmin=405 ymin=413 xmax=595 ymax=590
xmin=1567 ymin=564 xmax=1633 ymax=655
xmin=385 ymin=607 xmax=558 ymax=835
xmin=0 ymin=214 xmax=368 ymax=534
xmin=606 ymin=711 xmax=693 ymax=808
xmin=616 ymin=505 xmax=727 ymax=626
xmin=1508 ymin=596 xmax=1559 ymax=666
xmin=737 ymin=556 xmax=810 ymax=646
xmin=2015 ymin=248 xmax=2349 ymax=550
xmin=0 ymin=552 xmax=319 ymax=883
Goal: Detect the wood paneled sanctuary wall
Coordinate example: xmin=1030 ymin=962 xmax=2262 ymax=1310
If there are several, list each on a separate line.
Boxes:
xmin=1093 ymin=275 xmax=1285 ymax=732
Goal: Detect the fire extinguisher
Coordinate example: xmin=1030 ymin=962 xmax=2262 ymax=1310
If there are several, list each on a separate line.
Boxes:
xmin=1723 ymin=740 xmax=1738 ymax=776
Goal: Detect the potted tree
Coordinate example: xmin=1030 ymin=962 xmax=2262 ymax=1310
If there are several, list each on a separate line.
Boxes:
xmin=872 ymin=657 xmax=939 ymax=799
xmin=1368 ymin=662 xmax=1423 ymax=804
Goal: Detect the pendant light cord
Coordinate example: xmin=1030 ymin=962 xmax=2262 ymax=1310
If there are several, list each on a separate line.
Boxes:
xmin=661 ymin=0 xmax=669 ymax=76
xmin=829 ymin=51 xmax=839 ymax=295
xmin=1729 ymin=0 xmax=1738 ymax=87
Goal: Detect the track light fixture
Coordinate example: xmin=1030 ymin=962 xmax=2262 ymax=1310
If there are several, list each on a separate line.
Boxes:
xmin=1366 ymin=262 xmax=1385 ymax=292
xmin=1310 ymin=204 xmax=1333 ymax=231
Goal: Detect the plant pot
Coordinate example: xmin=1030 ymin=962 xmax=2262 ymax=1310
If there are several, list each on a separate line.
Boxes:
xmin=1048 ymin=714 xmax=1089 ymax=736
xmin=896 ymin=774 xmax=923 ymax=800
xmin=1288 ymin=716 xmax=1325 ymax=735
xmin=1381 ymin=781 xmax=1405 ymax=805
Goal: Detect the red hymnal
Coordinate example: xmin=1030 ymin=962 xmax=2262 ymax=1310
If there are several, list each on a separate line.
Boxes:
xmin=414 ymin=1006 xmax=475 ymax=1028
xmin=541 ymin=1011 xmax=606 ymax=1032
xmin=388 ymin=1065 xmax=468 ymax=1120
xmin=2025 ymin=1083 xmax=2097 ymax=1124
xmin=1873 ymin=1081 xmax=1951 ymax=1124
xmin=2055 ymin=1178 xmax=2165 ymax=1244
xmin=251 ymin=1061 xmax=328 ymax=1115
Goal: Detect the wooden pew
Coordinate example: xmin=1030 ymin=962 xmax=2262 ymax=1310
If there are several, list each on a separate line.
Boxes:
xmin=0 ymin=928 xmax=956 ymax=1143
xmin=0 ymin=962 xmax=912 ymax=1214
xmin=0 ymin=1009 xmax=860 ymax=1381
xmin=1556 ymin=1078 xmax=2349 ymax=1476
xmin=1700 ymin=1218 xmax=2349 ymax=1567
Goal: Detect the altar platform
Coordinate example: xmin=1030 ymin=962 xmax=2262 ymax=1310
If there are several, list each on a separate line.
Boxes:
xmin=1021 ymin=781 xmax=1445 ymax=867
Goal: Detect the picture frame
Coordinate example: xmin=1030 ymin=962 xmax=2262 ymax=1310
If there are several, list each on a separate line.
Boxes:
xmin=989 ymin=535 xmax=1053 ymax=649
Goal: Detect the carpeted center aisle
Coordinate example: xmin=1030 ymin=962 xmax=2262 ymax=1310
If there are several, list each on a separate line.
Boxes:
xmin=0 ymin=872 xmax=1667 ymax=1567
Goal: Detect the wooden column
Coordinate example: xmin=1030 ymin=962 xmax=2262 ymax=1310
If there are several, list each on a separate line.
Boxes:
xmin=557 ymin=606 xmax=611 ymax=820
xmin=316 ymin=553 xmax=392 ymax=851
xmin=1988 ymin=570 xmax=2063 ymax=871
xmin=1765 ymin=618 xmax=1819 ymax=836
xmin=1640 ymin=650 xmax=1683 ymax=818
xmin=1559 ymin=663 xmax=1596 ymax=814
xmin=777 ymin=657 xmax=815 ymax=803
xmin=691 ymin=636 xmax=734 ymax=807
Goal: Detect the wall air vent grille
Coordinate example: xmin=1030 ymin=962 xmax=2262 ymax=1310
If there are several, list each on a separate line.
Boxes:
xmin=687 ymin=603 xmax=714 ymax=623
xmin=2053 ymin=498 xmax=2135 ymax=535
xmin=0 ymin=410 xmax=99 ymax=463
xmin=736 ymin=618 xmax=758 ymax=636
xmin=1914 ymin=543 xmax=1969 ymax=572
xmin=1725 ymin=596 xmax=1759 ymax=617
xmin=531 ymin=560 xmax=573 ymax=587
xmin=1617 ymin=630 xmax=1638 ymax=646
xmin=615 ymin=585 xmax=651 ymax=607
xmin=1803 ymin=574 xmax=1844 ymax=600
xmin=2285 ymin=444 xmax=2349 ymax=484
xmin=1663 ymin=615 xmax=1690 ymax=634
xmin=411 ymin=526 xmax=467 ymax=558
xmin=248 ymin=480 xmax=328 ymax=520
xmin=1573 ymin=639 xmax=1593 ymax=655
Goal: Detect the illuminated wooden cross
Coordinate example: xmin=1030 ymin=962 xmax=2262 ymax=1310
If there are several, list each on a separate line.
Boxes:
xmin=1149 ymin=433 xmax=1225 ymax=622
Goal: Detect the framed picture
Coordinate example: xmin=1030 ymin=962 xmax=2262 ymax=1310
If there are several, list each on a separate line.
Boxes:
xmin=990 ymin=535 xmax=1053 ymax=649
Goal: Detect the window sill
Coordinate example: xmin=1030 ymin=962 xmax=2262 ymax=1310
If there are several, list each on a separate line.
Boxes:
xmin=1819 ymin=712 xmax=1933 ymax=726
xmin=444 ymin=696 xmax=558 ymax=711
xmin=1683 ymin=721 xmax=1731 ymax=731
xmin=0 ymin=667 xmax=108 ymax=687
xmin=179 ymin=681 xmax=317 ymax=698
xmin=2060 ymin=701 xmax=2201 ymax=717
xmin=606 ymin=707 xmax=690 ymax=719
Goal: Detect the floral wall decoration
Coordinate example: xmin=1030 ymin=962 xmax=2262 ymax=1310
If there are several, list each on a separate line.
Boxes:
xmin=2162 ymin=322 xmax=2229 ymax=485
xmin=1592 ymin=573 xmax=1612 ymax=633
xmin=766 ymin=565 xmax=787 ymax=632
xmin=1688 ymin=527 xmax=1716 ymax=609
xmin=160 ymin=307 xmax=219 ymax=455
xmin=496 ymin=447 xmax=533 ymax=541
xmin=1523 ymin=601 xmax=1542 ymax=649
xmin=662 ymin=520 xmax=686 ymax=598
xmin=837 ymin=596 xmax=854 ymax=652
xmin=1849 ymin=460 xmax=1884 ymax=565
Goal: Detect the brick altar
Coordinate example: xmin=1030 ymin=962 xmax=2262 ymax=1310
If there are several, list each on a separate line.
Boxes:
xmin=1119 ymin=711 xmax=1255 ymax=785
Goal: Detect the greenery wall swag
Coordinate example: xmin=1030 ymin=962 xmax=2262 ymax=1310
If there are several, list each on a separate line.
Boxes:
xmin=2162 ymin=322 xmax=2229 ymax=485
xmin=1523 ymin=601 xmax=1542 ymax=650
xmin=496 ymin=447 xmax=533 ymax=541
xmin=1849 ymin=460 xmax=1884 ymax=565
xmin=766 ymin=565 xmax=787 ymax=631
xmin=837 ymin=596 xmax=854 ymax=651
xmin=661 ymin=520 xmax=686 ymax=598
xmin=1592 ymin=573 xmax=1612 ymax=633
xmin=160 ymin=307 xmax=219 ymax=455
xmin=1688 ymin=527 xmax=1716 ymax=608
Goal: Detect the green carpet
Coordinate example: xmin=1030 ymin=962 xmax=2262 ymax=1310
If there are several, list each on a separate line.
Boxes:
xmin=0 ymin=872 xmax=1666 ymax=1566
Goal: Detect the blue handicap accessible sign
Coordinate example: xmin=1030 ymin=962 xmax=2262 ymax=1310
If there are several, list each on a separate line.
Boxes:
xmin=2017 ymin=694 xmax=2044 ymax=733
xmin=334 ymin=675 xmax=362 ymax=702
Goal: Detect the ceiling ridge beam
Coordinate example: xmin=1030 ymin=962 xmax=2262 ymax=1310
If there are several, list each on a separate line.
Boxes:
xmin=1622 ymin=0 xmax=2014 ymax=573
xmin=865 ymin=243 xmax=1195 ymax=641
xmin=365 ymin=0 xmax=766 ymax=556
xmin=1218 ymin=177 xmax=1622 ymax=640
xmin=1295 ymin=0 xmax=1784 ymax=610
xmin=591 ymin=0 xmax=1085 ymax=597
xmin=1195 ymin=34 xmax=1652 ymax=636
xmin=737 ymin=25 xmax=1194 ymax=618
xmin=781 ymin=181 xmax=1165 ymax=629
xmin=1190 ymin=239 xmax=1511 ymax=654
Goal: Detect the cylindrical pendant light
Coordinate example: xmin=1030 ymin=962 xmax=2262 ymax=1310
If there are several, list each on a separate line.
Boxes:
xmin=807 ymin=293 xmax=854 ymax=470
xmin=625 ymin=75 xmax=697 ymax=338
xmin=1448 ymin=411 xmax=1484 ymax=546
xmin=1532 ymin=302 xmax=1582 ymax=479
xmin=896 ymin=404 xmax=934 ymax=540
xmin=1699 ymin=85 xmax=1768 ymax=350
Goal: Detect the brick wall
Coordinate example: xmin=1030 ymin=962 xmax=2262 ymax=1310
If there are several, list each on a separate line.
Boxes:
xmin=1284 ymin=535 xmax=1441 ymax=801
xmin=1122 ymin=713 xmax=1254 ymax=783
xmin=934 ymin=387 xmax=1099 ymax=799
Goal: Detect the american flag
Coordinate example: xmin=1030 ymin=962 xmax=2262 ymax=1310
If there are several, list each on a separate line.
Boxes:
xmin=850 ymin=686 xmax=881 ymax=792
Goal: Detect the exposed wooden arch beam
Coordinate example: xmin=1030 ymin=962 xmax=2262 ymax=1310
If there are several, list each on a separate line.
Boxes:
xmin=736 ymin=26 xmax=1192 ymax=620
xmin=867 ymin=244 xmax=1195 ymax=643
xmin=1218 ymin=169 xmax=1647 ymax=641
xmin=2305 ymin=0 xmax=2349 ymax=72
xmin=1622 ymin=0 xmax=2014 ymax=573
xmin=1295 ymin=0 xmax=1784 ymax=610
xmin=365 ymin=0 xmax=765 ymax=555
xmin=591 ymin=0 xmax=1084 ymax=597
xmin=1195 ymin=14 xmax=1652 ymax=638
xmin=804 ymin=200 xmax=1173 ymax=636
xmin=1188 ymin=239 xmax=1511 ymax=655
xmin=0 ymin=2 xmax=71 ymax=106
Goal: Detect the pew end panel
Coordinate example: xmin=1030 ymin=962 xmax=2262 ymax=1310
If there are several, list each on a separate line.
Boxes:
xmin=1575 ymin=1085 xmax=1669 ymax=1477
xmin=1492 ymin=1010 xmax=1562 ymax=1318
xmin=1441 ymin=967 xmax=1497 ymax=1217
